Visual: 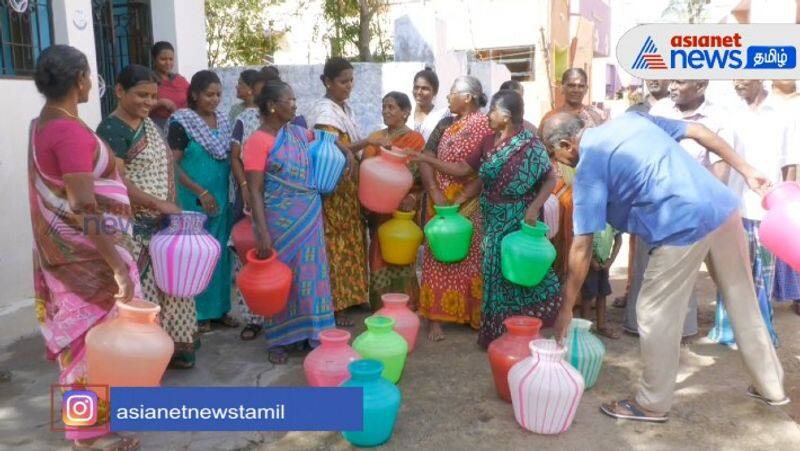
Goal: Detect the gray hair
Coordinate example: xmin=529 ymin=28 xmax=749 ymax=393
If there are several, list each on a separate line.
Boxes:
xmin=452 ymin=75 xmax=488 ymax=107
xmin=540 ymin=113 xmax=585 ymax=154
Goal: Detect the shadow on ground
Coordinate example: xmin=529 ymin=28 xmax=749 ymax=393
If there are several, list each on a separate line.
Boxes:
xmin=1 ymin=265 xmax=799 ymax=450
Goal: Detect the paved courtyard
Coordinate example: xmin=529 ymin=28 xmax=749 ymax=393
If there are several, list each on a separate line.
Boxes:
xmin=1 ymin=252 xmax=799 ymax=450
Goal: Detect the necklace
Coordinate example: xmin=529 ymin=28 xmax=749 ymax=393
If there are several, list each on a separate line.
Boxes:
xmin=46 ymin=105 xmax=80 ymax=119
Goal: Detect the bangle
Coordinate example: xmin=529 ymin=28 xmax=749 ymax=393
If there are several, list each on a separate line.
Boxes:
xmin=199 ymin=190 xmax=209 ymax=198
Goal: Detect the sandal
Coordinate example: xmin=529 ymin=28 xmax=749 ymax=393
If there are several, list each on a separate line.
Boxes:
xmin=212 ymin=314 xmax=240 ymax=328
xmin=168 ymin=346 xmax=196 ymax=370
xmin=73 ymin=434 xmax=140 ymax=451
xmin=239 ymin=324 xmax=262 ymax=341
xmin=197 ymin=321 xmax=212 ymax=334
xmin=268 ymin=346 xmax=289 ymax=364
xmin=600 ymin=399 xmax=668 ymax=423
xmin=746 ymin=385 xmax=790 ymax=406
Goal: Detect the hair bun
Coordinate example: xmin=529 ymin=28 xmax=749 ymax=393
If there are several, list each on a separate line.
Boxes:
xmin=478 ymin=92 xmax=488 ymax=107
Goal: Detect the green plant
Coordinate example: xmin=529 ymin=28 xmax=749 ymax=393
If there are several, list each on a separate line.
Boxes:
xmin=205 ymin=0 xmax=287 ymax=67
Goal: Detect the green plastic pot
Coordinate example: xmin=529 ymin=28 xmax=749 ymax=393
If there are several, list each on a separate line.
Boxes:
xmin=352 ymin=316 xmax=408 ymax=383
xmin=501 ymin=220 xmax=556 ymax=287
xmin=424 ymin=204 xmax=474 ymax=263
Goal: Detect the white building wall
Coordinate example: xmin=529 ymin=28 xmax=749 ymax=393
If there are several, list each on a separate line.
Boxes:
xmin=151 ymin=0 xmax=208 ymax=76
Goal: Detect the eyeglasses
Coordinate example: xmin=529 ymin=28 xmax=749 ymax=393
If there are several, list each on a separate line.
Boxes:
xmin=446 ymin=91 xmax=469 ymax=99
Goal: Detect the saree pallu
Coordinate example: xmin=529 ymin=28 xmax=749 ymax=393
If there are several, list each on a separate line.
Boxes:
xmin=475 ymin=130 xmax=562 ymax=348
xmin=99 ymin=117 xmax=197 ymax=350
xmin=260 ymin=125 xmax=335 ymax=346
xmin=29 ymin=120 xmax=141 ymax=440
xmin=774 ymin=259 xmax=800 ymax=301
xmin=364 ymin=129 xmax=425 ymax=310
xmin=315 ymin=125 xmax=369 ymax=311
xmin=709 ymin=218 xmax=778 ymax=346
xmin=419 ymin=112 xmax=492 ymax=327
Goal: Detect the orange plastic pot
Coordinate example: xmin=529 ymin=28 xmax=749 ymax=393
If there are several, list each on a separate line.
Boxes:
xmin=236 ymin=248 xmax=292 ymax=317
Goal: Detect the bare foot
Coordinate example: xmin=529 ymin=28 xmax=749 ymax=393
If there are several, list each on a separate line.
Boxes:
xmin=335 ymin=312 xmax=354 ymax=327
xmin=427 ymin=321 xmax=445 ymax=341
xmin=268 ymin=346 xmax=289 ymax=364
xmin=594 ymin=325 xmax=620 ymax=339
xmin=612 ymin=295 xmax=627 ymax=308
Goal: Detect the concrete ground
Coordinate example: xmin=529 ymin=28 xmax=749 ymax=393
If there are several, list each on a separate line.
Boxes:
xmin=1 ymin=250 xmax=800 ymax=450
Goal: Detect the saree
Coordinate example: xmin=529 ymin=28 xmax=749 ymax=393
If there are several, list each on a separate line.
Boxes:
xmin=96 ymin=116 xmax=197 ymax=354
xmin=419 ymin=112 xmax=492 ymax=327
xmin=232 ymin=106 xmax=268 ymax=326
xmin=476 ymin=129 xmax=562 ymax=348
xmin=256 ymin=125 xmax=335 ymax=346
xmin=542 ymin=105 xmax=605 ymax=281
xmin=307 ymin=97 xmax=369 ymax=311
xmin=29 ymin=119 xmax=141 ymax=440
xmin=170 ymin=111 xmax=234 ymax=322
xmin=364 ymin=127 xmax=425 ymax=310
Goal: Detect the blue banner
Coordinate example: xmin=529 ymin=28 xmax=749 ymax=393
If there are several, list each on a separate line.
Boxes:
xmin=745 ymin=46 xmax=796 ymax=69
xmin=109 ymin=387 xmax=363 ymax=431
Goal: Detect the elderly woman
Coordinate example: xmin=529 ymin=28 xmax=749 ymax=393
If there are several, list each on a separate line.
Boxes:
xmin=168 ymin=70 xmax=238 ymax=333
xmin=95 ymin=65 xmax=196 ymax=368
xmin=417 ymin=75 xmax=493 ymax=341
xmin=29 ymin=45 xmax=140 ymax=451
xmin=363 ymin=92 xmax=426 ymax=310
xmin=243 ymin=81 xmax=335 ymax=363
xmin=306 ymin=57 xmax=386 ymax=326
xmin=414 ymin=90 xmax=562 ymax=347
xmin=149 ymin=41 xmax=189 ymax=130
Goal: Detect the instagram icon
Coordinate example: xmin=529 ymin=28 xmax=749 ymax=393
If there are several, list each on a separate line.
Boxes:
xmin=62 ymin=390 xmax=98 ymax=427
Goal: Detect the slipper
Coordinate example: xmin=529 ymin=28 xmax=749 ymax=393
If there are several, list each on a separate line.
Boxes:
xmin=594 ymin=325 xmax=620 ymax=339
xmin=600 ymin=399 xmax=668 ymax=423
xmin=335 ymin=313 xmax=354 ymax=328
xmin=746 ymin=386 xmax=790 ymax=406
xmin=239 ymin=324 xmax=262 ymax=341
xmin=197 ymin=321 xmax=212 ymax=334
xmin=268 ymin=346 xmax=289 ymax=364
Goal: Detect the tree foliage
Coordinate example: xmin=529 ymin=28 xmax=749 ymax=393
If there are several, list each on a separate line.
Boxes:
xmin=661 ymin=0 xmax=711 ymax=24
xmin=205 ymin=0 xmax=287 ymax=67
xmin=323 ymin=0 xmax=390 ymax=61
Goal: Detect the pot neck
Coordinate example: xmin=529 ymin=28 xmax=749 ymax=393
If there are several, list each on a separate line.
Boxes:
xmin=116 ymin=299 xmax=160 ymax=324
xmin=319 ymin=329 xmax=351 ymax=347
xmin=169 ymin=211 xmax=206 ymax=233
xmin=245 ymin=248 xmax=277 ymax=266
xmin=520 ymin=220 xmax=548 ymax=237
xmin=570 ymin=318 xmax=592 ymax=334
xmin=762 ymin=181 xmax=800 ymax=210
xmin=504 ymin=316 xmax=542 ymax=337
xmin=380 ymin=293 xmax=409 ymax=309
xmin=380 ymin=147 xmax=407 ymax=164
xmin=348 ymin=359 xmax=384 ymax=381
xmin=393 ymin=210 xmax=416 ymax=220
xmin=365 ymin=315 xmax=396 ymax=333
xmin=433 ymin=204 xmax=460 ymax=216
xmin=530 ymin=339 xmax=566 ymax=361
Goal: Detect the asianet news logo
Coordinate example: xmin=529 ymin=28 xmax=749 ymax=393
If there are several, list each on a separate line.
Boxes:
xmin=620 ymin=24 xmax=800 ymax=79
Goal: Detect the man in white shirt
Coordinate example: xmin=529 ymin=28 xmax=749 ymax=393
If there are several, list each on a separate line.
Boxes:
xmin=623 ymin=80 xmax=734 ymax=338
xmin=710 ymin=80 xmax=800 ymax=346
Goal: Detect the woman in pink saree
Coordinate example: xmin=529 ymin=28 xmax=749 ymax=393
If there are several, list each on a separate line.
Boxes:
xmin=29 ymin=46 xmax=142 ymax=451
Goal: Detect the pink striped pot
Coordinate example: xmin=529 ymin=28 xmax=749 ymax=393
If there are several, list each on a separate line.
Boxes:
xmin=148 ymin=211 xmax=221 ymax=297
xmin=508 ymin=339 xmax=584 ymax=435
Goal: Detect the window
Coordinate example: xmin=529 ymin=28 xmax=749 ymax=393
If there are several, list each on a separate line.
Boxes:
xmin=474 ymin=46 xmax=536 ymax=81
xmin=0 ymin=1 xmax=53 ymax=77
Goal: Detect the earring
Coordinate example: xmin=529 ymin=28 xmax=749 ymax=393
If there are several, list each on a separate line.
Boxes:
xmin=270 ymin=109 xmax=275 ymax=113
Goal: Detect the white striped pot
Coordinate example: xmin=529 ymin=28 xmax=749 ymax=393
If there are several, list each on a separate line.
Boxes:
xmin=148 ymin=211 xmax=221 ymax=297
xmin=508 ymin=339 xmax=584 ymax=435
xmin=565 ymin=318 xmax=606 ymax=389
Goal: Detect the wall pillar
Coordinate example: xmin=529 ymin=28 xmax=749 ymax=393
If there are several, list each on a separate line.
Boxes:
xmin=151 ymin=0 xmax=209 ymax=76
xmin=51 ymin=0 xmax=102 ymax=127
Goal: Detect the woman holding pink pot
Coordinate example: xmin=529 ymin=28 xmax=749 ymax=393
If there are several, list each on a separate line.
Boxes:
xmin=243 ymin=81 xmax=335 ymax=364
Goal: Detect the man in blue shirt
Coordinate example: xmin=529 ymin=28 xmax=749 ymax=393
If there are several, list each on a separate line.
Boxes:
xmin=540 ymin=111 xmax=788 ymax=423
